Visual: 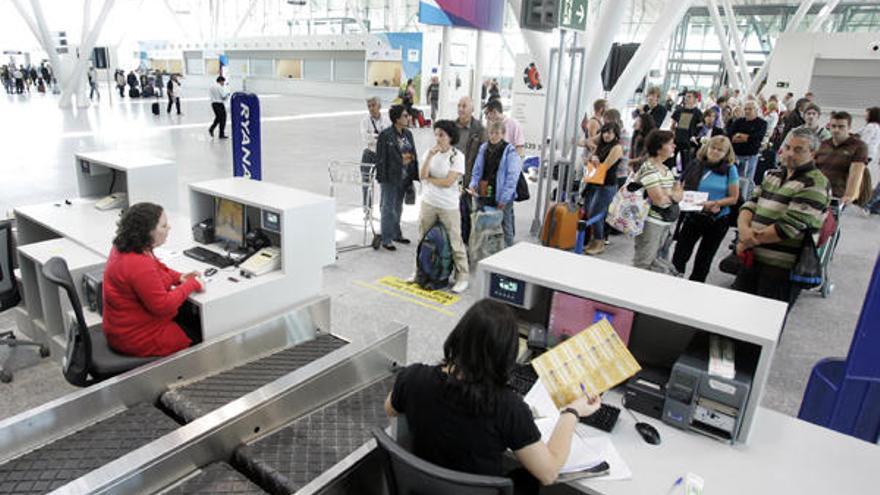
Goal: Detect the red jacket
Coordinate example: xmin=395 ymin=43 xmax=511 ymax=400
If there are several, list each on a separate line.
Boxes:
xmin=102 ymin=247 xmax=201 ymax=357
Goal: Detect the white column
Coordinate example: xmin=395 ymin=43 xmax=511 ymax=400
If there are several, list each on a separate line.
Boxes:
xmin=507 ymin=0 xmax=551 ymax=78
xmin=749 ymin=0 xmax=816 ymax=94
xmin=59 ymin=0 xmax=117 ymax=108
xmin=470 ymin=29 xmax=484 ymax=108
xmin=233 ymin=0 xmax=261 ymax=38
xmin=706 ymin=0 xmax=744 ymax=93
xmin=608 ymin=0 xmax=695 ymax=109
xmin=720 ymin=0 xmax=751 ymax=91
xmin=580 ymin=0 xmax=627 ymax=112
xmin=437 ymin=25 xmax=453 ymax=119
xmin=27 ymin=0 xmax=63 ymax=77
xmin=808 ymin=0 xmax=842 ymax=33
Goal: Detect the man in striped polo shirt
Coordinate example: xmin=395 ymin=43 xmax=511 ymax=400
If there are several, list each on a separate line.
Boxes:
xmin=734 ymin=127 xmax=830 ymax=306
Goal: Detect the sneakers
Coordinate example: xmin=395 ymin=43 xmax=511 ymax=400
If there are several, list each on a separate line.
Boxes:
xmin=585 ymin=240 xmax=605 ymax=255
xmin=451 ymin=280 xmax=469 ymax=293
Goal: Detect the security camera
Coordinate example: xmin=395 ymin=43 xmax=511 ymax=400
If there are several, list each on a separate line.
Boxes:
xmin=870 ymin=41 xmax=880 ymax=53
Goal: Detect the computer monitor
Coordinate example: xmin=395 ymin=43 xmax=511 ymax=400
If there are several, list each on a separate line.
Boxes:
xmin=547 ymin=291 xmax=634 ymax=345
xmin=214 ymin=197 xmax=245 ymax=249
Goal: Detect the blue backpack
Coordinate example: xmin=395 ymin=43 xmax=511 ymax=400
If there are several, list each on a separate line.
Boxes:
xmin=416 ymin=222 xmax=454 ymax=290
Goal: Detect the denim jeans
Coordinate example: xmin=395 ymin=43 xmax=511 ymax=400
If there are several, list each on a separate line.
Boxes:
xmin=380 ymin=179 xmax=405 ymax=245
xmin=583 ymin=184 xmax=617 ymax=240
xmin=501 ymin=202 xmax=515 ymax=247
xmin=735 ymin=154 xmax=760 ymax=201
xmin=866 ymin=182 xmax=880 ymax=213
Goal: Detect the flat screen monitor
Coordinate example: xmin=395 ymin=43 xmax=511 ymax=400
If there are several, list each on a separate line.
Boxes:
xmin=214 ymin=197 xmax=245 ymax=249
xmin=547 ymin=291 xmax=634 ymax=345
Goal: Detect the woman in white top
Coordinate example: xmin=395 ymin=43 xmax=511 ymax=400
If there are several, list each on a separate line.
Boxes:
xmin=859 ymin=106 xmax=880 ymax=214
xmin=762 ymin=100 xmax=780 ymax=148
xmin=415 ymin=120 xmax=469 ymax=293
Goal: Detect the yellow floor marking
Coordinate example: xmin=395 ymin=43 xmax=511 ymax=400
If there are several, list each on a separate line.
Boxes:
xmin=376 ymin=276 xmax=461 ymax=306
xmin=353 ymin=280 xmax=456 ymax=317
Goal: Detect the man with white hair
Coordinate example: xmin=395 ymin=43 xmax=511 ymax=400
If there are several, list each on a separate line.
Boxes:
xmin=360 ymin=96 xmax=392 ymax=208
xmin=455 ymin=96 xmax=486 ymax=244
xmin=727 ymin=99 xmax=767 ymax=200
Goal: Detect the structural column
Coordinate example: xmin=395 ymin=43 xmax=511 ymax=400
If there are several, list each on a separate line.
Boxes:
xmin=706 ymin=0 xmax=745 ymax=93
xmin=720 ymin=0 xmax=752 ymax=90
xmin=437 ymin=25 xmax=453 ymax=120
xmin=580 ymin=0 xmax=627 ymax=114
xmin=808 ymin=0 xmax=843 ymax=33
xmin=470 ymin=29 xmax=485 ymax=109
xmin=608 ymin=0 xmax=695 ymax=109
xmin=749 ymin=0 xmax=815 ymax=94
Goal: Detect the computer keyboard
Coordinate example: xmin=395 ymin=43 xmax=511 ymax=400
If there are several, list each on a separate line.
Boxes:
xmin=580 ymin=404 xmax=620 ymax=433
xmin=509 ymin=363 xmax=620 ymax=432
xmin=183 ymin=246 xmax=234 ymax=268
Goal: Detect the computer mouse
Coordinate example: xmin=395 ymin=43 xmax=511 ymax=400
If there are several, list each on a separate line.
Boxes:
xmin=204 ymin=268 xmax=218 ymax=277
xmin=635 ymin=422 xmax=661 ymax=445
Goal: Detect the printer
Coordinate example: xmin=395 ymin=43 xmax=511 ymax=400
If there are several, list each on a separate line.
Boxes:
xmin=662 ymin=337 xmax=753 ymax=443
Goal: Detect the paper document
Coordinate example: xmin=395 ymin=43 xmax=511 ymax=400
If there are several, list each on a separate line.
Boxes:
xmin=524 ymin=379 xmax=560 ymax=421
xmin=572 ymin=430 xmax=632 ymax=483
xmin=534 ymin=418 xmax=604 ymax=474
xmin=679 ymin=191 xmax=710 ymax=212
xmin=531 ymin=319 xmax=641 ymax=408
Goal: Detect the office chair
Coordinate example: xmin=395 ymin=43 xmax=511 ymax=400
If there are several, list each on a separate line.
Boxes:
xmin=0 ymin=219 xmax=49 ymax=383
xmin=371 ymin=427 xmax=514 ymax=495
xmin=41 ymin=257 xmax=156 ymax=387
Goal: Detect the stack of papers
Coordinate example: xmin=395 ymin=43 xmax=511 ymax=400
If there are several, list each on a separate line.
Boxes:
xmin=524 ymin=380 xmax=632 ymax=481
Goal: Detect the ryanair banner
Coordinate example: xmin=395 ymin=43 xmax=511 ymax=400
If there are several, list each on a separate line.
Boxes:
xmin=231 ymin=92 xmax=262 ymax=180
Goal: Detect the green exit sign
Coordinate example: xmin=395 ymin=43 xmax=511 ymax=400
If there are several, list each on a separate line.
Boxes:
xmin=559 ymin=0 xmax=588 ymax=31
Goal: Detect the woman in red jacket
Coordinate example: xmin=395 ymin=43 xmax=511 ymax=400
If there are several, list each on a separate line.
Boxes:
xmin=103 ymin=203 xmax=204 ymax=357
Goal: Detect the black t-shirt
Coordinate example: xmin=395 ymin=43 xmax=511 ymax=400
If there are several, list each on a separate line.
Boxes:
xmin=642 ymin=104 xmax=667 ymax=129
xmin=672 ymin=107 xmax=703 ymax=143
xmin=390 ymin=363 xmax=541 ymax=477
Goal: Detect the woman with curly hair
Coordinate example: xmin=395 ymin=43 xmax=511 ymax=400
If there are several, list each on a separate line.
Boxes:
xmin=102 ymin=202 xmax=204 ymax=357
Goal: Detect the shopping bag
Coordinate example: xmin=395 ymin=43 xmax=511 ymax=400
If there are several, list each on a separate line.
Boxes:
xmin=605 ymin=174 xmax=649 ymax=238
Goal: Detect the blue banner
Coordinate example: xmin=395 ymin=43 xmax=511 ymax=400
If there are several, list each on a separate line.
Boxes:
xmin=231 ymin=92 xmax=262 ymax=181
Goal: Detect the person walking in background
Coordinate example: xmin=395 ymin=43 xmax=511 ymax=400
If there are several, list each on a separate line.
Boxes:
xmin=208 ymin=76 xmax=230 ymax=139
xmin=376 ymin=105 xmax=417 ymax=251
xmin=632 ymin=130 xmax=683 ymax=274
xmin=414 ymin=120 xmax=469 ymax=293
xmin=155 ymin=71 xmax=165 ymax=98
xmin=728 ymin=100 xmax=767 ymax=200
xmin=88 ymin=65 xmax=99 ymax=100
xmin=166 ymin=74 xmax=182 ymax=115
xmin=115 ymin=69 xmax=125 ymax=98
xmin=126 ymin=70 xmax=138 ymax=95
xmin=468 ymin=120 xmax=523 ymax=248
xmin=426 ymin=75 xmax=440 ymax=122
xmin=672 ymin=136 xmax=740 ymax=282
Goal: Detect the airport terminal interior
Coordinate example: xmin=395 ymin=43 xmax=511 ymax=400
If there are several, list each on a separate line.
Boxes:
xmin=1 ymin=1 xmax=879 ymax=494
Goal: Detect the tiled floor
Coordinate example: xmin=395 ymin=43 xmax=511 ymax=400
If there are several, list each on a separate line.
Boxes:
xmin=1 ymin=88 xmax=878 ymax=422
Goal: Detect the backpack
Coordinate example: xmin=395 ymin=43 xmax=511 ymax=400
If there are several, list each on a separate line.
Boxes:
xmin=415 ymin=222 xmax=454 ymax=290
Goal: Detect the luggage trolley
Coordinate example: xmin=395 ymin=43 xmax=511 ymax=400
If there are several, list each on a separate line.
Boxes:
xmin=328 ymin=160 xmax=381 ymax=253
xmin=816 ymin=199 xmax=843 ymax=298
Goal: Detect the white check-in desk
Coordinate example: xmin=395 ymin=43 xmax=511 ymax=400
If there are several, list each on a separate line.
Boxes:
xmin=477 ymin=243 xmax=880 ymax=494
xmin=75 ymin=150 xmax=178 ymax=211
xmin=13 ymin=177 xmax=335 ymax=351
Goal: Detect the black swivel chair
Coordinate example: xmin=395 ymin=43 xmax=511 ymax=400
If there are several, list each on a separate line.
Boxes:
xmin=0 ymin=219 xmax=49 ymax=383
xmin=41 ymin=257 xmax=156 ymax=386
xmin=371 ymin=427 xmax=514 ymax=495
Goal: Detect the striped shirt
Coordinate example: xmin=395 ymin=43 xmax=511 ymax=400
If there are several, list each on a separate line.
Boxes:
xmin=742 ymin=162 xmax=830 ymax=269
xmin=637 ymin=160 xmax=676 ymax=223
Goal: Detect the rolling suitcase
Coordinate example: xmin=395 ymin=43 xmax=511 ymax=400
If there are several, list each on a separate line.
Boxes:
xmin=151 ymin=101 xmax=160 ymax=116
xmin=541 ymin=202 xmax=580 ymax=250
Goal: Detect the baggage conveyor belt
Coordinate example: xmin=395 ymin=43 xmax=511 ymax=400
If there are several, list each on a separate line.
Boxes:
xmin=160 ymin=334 xmax=347 ymax=423
xmin=160 ymin=462 xmax=267 ymax=495
xmin=0 ymin=333 xmax=347 ymax=494
xmin=233 ymin=376 xmax=395 ymax=494
xmin=0 ymin=403 xmax=180 ymax=494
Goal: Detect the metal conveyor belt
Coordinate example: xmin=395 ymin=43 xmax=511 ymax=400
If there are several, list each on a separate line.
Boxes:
xmin=160 ymin=333 xmax=347 ymax=423
xmin=233 ymin=376 xmax=395 ymax=494
xmin=160 ymin=462 xmax=268 ymax=494
xmin=0 ymin=403 xmax=180 ymax=494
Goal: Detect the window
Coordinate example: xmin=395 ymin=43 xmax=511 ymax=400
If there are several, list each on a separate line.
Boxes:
xmin=276 ymin=59 xmax=302 ymax=79
xmin=334 ymin=59 xmax=364 ymax=83
xmin=250 ymin=58 xmax=274 ymax=76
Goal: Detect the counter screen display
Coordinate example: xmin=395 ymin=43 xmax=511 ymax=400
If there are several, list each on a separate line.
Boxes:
xmin=489 ymin=273 xmax=526 ymax=306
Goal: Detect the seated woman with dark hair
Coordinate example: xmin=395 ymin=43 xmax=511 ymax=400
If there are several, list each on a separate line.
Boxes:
xmin=384 ymin=299 xmax=601 ymax=492
xmin=103 ymin=202 xmax=204 ymax=357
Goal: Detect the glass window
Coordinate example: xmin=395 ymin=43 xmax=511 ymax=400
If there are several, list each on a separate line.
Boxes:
xmin=303 ymin=58 xmax=332 ymax=81
xmin=276 ymin=59 xmax=302 ymax=79
xmin=334 ymin=59 xmax=364 ymax=83
xmin=250 ymin=58 xmax=274 ymax=76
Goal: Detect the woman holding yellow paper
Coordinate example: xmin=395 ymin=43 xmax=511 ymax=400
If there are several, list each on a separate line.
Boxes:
xmin=384 ymin=299 xmax=601 ymax=492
